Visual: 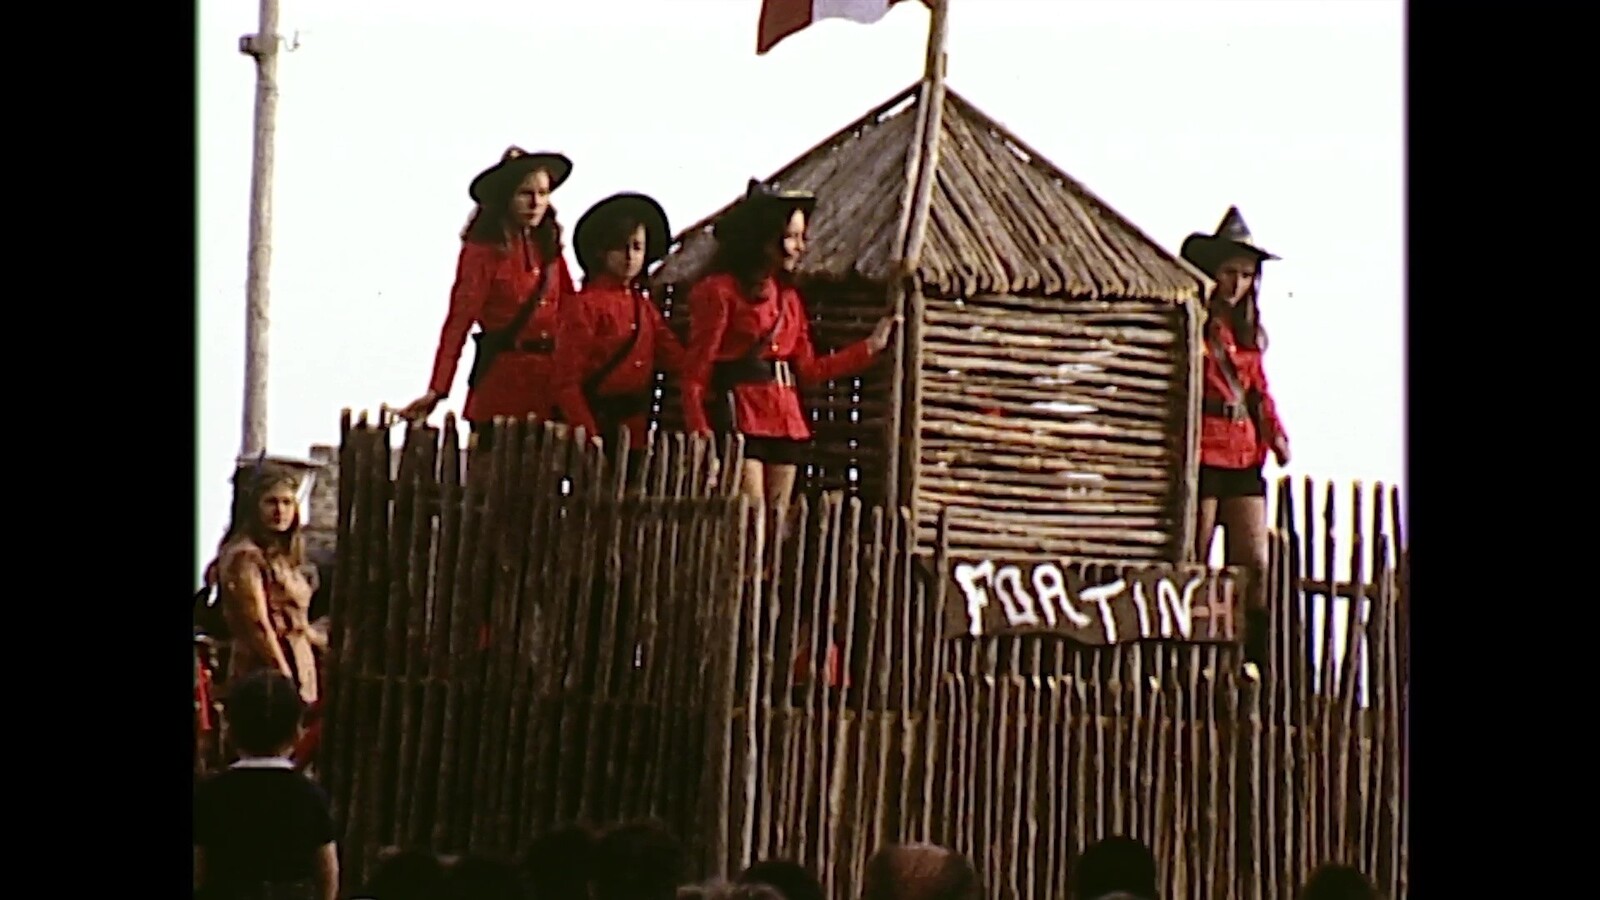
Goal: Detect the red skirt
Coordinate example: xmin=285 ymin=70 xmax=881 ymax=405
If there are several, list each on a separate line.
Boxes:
xmin=793 ymin=640 xmax=849 ymax=690
xmin=291 ymin=698 xmax=323 ymax=770
xmin=195 ymin=649 xmax=215 ymax=732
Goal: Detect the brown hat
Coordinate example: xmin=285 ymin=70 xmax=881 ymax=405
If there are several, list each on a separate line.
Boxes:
xmin=713 ymin=178 xmax=818 ymax=241
xmin=468 ymin=146 xmax=573 ymax=205
xmin=1180 ymin=206 xmax=1279 ymax=278
xmin=574 ymin=192 xmax=672 ymax=276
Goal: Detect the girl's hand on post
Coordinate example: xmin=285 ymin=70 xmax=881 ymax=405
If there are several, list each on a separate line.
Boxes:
xmin=867 ymin=314 xmax=903 ymax=353
xmin=397 ymin=391 xmax=442 ymax=423
xmin=308 ymin=617 xmax=330 ymax=652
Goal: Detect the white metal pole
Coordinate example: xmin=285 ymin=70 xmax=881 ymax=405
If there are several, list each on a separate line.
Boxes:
xmin=238 ymin=0 xmax=281 ymax=459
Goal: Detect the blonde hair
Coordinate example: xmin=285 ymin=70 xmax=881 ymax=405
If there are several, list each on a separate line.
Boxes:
xmin=219 ymin=464 xmax=306 ymax=568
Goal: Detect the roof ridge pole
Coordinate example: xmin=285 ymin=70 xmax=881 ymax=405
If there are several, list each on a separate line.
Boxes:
xmin=885 ymin=0 xmax=950 ymax=530
xmin=670 ymin=82 xmax=924 ymax=245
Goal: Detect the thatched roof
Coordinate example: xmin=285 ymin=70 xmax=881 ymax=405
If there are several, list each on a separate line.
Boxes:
xmin=653 ymin=82 xmax=1205 ymax=303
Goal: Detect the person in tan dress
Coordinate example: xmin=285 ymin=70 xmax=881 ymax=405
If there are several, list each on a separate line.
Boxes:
xmin=217 ymin=463 xmax=321 ymax=707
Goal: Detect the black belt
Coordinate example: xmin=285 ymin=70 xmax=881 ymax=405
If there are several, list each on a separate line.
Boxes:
xmin=1202 ymin=396 xmax=1253 ymax=422
xmin=589 ymin=391 xmax=653 ymax=421
xmin=515 ymin=336 xmax=555 ymax=354
xmin=711 ymin=358 xmax=795 ymax=391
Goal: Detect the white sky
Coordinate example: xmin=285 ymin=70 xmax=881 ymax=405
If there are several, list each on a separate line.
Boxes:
xmin=196 ymin=0 xmax=1405 ymax=594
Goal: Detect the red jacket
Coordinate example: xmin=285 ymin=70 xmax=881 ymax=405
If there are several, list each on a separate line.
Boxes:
xmin=427 ymin=236 xmax=576 ymax=423
xmin=1199 ymin=316 xmax=1287 ymax=469
xmin=551 ymin=276 xmax=685 ymax=448
xmin=680 ymin=273 xmax=877 ymax=440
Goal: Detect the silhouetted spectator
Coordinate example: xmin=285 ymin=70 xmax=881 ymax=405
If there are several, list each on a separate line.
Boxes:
xmin=522 ymin=824 xmax=597 ymax=900
xmin=356 ymin=848 xmax=448 ymax=900
xmin=861 ymin=843 xmax=981 ymax=900
xmin=737 ymin=859 xmax=824 ymax=900
xmin=1299 ymin=864 xmax=1377 ymax=900
xmin=1072 ymin=836 xmax=1159 ymax=900
xmin=193 ymin=670 xmax=339 ymax=900
xmin=446 ymin=854 xmax=524 ymax=900
xmin=591 ymin=820 xmax=684 ymax=900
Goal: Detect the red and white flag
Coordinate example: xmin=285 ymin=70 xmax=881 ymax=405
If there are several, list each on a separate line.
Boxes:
xmin=758 ymin=0 xmax=925 ymax=55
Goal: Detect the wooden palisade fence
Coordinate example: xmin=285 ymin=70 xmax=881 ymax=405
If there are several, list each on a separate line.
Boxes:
xmin=323 ymin=413 xmax=1407 ymax=900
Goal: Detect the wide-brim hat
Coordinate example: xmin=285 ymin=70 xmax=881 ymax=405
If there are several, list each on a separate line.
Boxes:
xmin=573 ymin=192 xmax=672 ymax=275
xmin=468 ymin=146 xmax=573 ymax=205
xmin=1180 ymin=206 xmax=1280 ymax=278
xmin=712 ymin=178 xmax=818 ymax=241
xmin=231 ymin=453 xmax=324 ymax=490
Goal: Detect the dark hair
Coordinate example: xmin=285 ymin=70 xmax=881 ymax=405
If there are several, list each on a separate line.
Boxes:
xmin=580 ymin=213 xmax=650 ymax=287
xmin=364 ymin=848 xmax=449 ymax=900
xmin=1072 ymin=836 xmax=1158 ymax=900
xmin=522 ymin=824 xmax=596 ymax=900
xmin=709 ymin=202 xmax=803 ymax=300
xmin=445 ymin=855 xmax=524 ymax=900
xmin=737 ymin=859 xmax=823 ymax=900
xmin=224 ymin=670 xmax=305 ymax=755
xmin=1298 ymin=864 xmax=1377 ymax=900
xmin=462 ymin=163 xmax=563 ymax=263
xmin=590 ymin=820 xmax=683 ymax=900
xmin=861 ymin=844 xmax=981 ymax=900
xmin=1208 ymin=268 xmax=1269 ymax=352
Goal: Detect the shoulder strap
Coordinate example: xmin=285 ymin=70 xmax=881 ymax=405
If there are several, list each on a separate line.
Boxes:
xmin=583 ymin=290 xmax=648 ymax=396
xmin=741 ymin=288 xmax=786 ymax=364
xmin=483 ymin=248 xmax=557 ymax=342
xmin=1204 ymin=319 xmax=1249 ymax=404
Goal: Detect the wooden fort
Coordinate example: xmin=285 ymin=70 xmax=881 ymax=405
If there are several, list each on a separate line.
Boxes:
xmin=654 ymin=82 xmax=1207 ymax=564
xmin=309 ymin=79 xmax=1409 ymax=900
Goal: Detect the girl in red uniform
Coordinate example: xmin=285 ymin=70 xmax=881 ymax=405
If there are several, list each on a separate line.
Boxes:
xmin=680 ymin=179 xmax=898 ymax=528
xmin=682 ymin=180 xmax=896 ymax=693
xmin=552 ymin=192 xmax=684 ymax=456
xmin=399 ymin=147 xmax=578 ymax=448
xmin=1180 ymin=207 xmax=1291 ymax=672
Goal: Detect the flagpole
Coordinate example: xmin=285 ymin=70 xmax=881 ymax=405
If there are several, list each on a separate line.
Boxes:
xmin=886 ymin=0 xmax=949 ymax=518
xmin=901 ymin=0 xmax=949 ymax=269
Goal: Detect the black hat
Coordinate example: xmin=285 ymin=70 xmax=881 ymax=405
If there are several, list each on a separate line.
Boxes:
xmin=468 ymin=146 xmax=573 ymax=205
xmin=1179 ymin=206 xmax=1279 ymax=278
xmin=573 ymin=192 xmax=672 ymax=276
xmin=713 ymin=178 xmax=817 ymax=241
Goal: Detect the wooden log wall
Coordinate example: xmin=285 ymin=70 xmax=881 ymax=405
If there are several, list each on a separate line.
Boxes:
xmin=804 ymin=280 xmax=895 ymax=501
xmin=915 ymin=293 xmax=1194 ymax=562
xmin=324 ymin=409 xmax=1407 ymax=900
xmin=922 ymin=477 xmax=1407 ymax=900
xmin=646 ymin=283 xmax=686 ymax=437
xmin=323 ymin=412 xmax=747 ymax=888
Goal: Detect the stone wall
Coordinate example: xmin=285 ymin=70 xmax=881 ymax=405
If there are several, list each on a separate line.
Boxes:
xmin=304 ymin=444 xmax=339 ymax=560
xmin=299 ymin=437 xmax=457 ymax=563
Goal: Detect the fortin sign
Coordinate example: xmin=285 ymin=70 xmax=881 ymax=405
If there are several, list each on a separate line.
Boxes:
xmin=944 ymin=558 xmax=1244 ymax=644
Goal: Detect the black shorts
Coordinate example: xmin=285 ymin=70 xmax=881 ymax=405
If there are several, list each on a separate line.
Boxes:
xmin=469 ymin=420 xmax=496 ymax=452
xmin=740 ymin=436 xmax=811 ymax=467
xmin=1198 ymin=464 xmax=1267 ymax=499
